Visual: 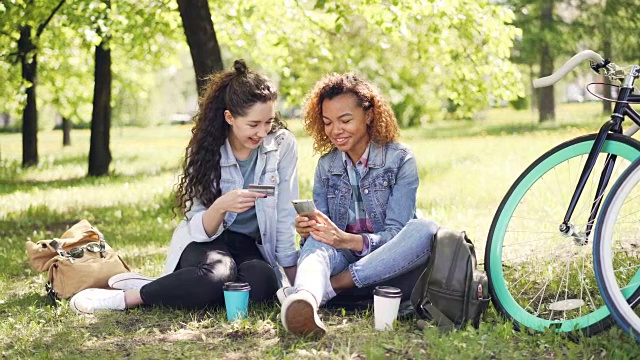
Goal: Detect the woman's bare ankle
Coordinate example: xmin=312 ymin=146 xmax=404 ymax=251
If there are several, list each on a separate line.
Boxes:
xmin=124 ymin=289 xmax=144 ymax=308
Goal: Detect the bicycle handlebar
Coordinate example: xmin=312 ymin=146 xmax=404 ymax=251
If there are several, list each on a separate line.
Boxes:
xmin=533 ymin=50 xmax=605 ymax=88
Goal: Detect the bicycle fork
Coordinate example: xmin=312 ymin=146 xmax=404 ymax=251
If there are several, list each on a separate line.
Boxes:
xmin=560 ymin=120 xmax=619 ymax=244
xmin=561 ymin=86 xmax=640 ymax=243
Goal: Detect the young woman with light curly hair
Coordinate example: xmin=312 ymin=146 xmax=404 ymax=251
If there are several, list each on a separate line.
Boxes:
xmin=279 ymin=73 xmax=438 ymax=337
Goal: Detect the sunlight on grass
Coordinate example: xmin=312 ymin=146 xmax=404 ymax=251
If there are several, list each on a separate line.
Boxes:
xmin=2 ymin=103 xmax=640 ymax=358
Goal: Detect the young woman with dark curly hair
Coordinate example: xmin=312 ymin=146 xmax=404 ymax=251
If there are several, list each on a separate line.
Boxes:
xmin=279 ymin=73 xmax=438 ymax=337
xmin=70 ymin=60 xmax=300 ymax=314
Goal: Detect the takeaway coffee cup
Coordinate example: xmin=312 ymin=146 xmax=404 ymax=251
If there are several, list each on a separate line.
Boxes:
xmin=373 ymin=286 xmax=403 ymax=330
xmin=223 ymin=282 xmax=251 ymax=321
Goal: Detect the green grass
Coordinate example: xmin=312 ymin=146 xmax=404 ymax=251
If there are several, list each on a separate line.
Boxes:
xmin=1 ymin=102 xmax=639 ymax=358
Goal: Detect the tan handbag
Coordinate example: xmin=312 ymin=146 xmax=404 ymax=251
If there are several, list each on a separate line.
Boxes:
xmin=25 ymin=219 xmax=131 ymax=300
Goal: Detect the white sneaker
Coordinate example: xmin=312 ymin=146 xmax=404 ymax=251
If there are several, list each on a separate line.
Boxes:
xmin=281 ymin=290 xmax=326 ymax=337
xmin=70 ymin=288 xmax=126 ymax=314
xmin=108 ymin=272 xmax=156 ymax=290
xmin=276 ymin=286 xmax=296 ymax=304
xmin=277 ymin=286 xmax=333 ymax=305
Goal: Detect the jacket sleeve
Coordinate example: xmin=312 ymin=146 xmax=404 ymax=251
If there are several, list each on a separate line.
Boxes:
xmin=174 ymin=199 xmax=226 ymax=244
xmin=274 ymin=131 xmax=300 ymax=267
xmin=312 ymin=157 xmax=330 ymax=217
xmin=366 ymin=151 xmax=419 ymax=251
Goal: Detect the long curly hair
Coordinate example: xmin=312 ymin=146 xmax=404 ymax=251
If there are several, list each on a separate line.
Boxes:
xmin=303 ymin=73 xmax=399 ymax=155
xmin=175 ymin=59 xmax=284 ymax=215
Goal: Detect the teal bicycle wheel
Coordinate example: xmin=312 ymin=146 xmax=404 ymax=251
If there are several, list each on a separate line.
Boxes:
xmin=594 ymin=157 xmax=640 ymax=342
xmin=485 ymin=133 xmax=640 ymax=335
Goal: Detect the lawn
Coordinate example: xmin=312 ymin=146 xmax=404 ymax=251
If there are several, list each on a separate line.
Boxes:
xmin=1 ymin=102 xmax=638 ymax=359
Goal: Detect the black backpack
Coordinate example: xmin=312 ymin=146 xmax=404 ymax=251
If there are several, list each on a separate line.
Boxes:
xmin=410 ymin=227 xmax=490 ymax=331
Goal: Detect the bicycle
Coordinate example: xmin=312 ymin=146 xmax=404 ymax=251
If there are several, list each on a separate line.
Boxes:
xmin=594 ymin=145 xmax=640 ymax=342
xmin=484 ymin=50 xmax=640 ymax=336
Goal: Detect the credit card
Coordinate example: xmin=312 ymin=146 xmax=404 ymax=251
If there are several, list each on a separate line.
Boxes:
xmin=248 ymin=184 xmax=275 ymax=196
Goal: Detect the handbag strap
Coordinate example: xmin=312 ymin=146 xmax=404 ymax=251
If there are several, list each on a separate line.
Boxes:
xmin=49 ymin=240 xmax=67 ymax=257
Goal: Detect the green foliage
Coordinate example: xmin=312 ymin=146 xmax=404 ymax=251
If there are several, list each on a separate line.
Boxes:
xmin=508 ymin=0 xmax=576 ymax=64
xmin=572 ymin=0 xmax=640 ymax=62
xmin=212 ymin=0 xmax=524 ymax=125
xmin=0 ymin=0 xmax=187 ymax=129
xmin=509 ymin=95 xmax=528 ymax=110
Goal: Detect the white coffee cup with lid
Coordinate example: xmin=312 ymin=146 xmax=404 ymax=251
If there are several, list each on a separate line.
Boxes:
xmin=373 ymin=286 xmax=403 ymax=330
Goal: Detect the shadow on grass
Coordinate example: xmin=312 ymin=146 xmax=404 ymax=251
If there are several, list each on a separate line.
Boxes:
xmin=0 ymin=163 xmax=179 ymax=196
xmin=403 ymin=117 xmax=606 ymax=140
xmin=0 ymin=292 xmax=53 ymax=315
xmin=0 ymin=193 xmax=176 ymax=237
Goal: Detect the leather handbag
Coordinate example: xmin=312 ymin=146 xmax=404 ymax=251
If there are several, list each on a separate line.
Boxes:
xmin=25 ymin=219 xmax=131 ymax=300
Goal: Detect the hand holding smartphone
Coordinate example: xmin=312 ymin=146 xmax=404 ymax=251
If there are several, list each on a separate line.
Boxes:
xmin=292 ymin=199 xmax=317 ymax=221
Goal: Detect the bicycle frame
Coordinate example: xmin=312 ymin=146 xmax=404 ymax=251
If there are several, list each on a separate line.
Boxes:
xmin=561 ymin=65 xmax=640 ymax=240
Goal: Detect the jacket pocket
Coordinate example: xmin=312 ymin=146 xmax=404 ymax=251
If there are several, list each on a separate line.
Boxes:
xmin=261 ymin=171 xmax=279 ymax=208
xmin=369 ymin=171 xmax=396 ymax=207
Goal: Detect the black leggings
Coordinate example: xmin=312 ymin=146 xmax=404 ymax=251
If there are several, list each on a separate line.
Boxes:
xmin=140 ymin=231 xmax=279 ymax=309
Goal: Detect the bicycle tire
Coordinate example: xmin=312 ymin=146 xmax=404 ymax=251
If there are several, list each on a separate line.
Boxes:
xmin=594 ymin=157 xmax=640 ymax=342
xmin=485 ymin=133 xmax=640 ymax=335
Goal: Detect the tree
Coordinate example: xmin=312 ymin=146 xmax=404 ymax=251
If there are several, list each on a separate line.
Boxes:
xmin=176 ymin=0 xmax=223 ymax=96
xmin=0 ymin=0 xmax=66 ymax=167
xmin=1 ymin=0 xmax=184 ymax=175
xmin=81 ymin=0 xmax=182 ymax=176
xmin=537 ymin=0 xmax=555 ymax=122
xmin=507 ymin=0 xmax=575 ymax=123
xmin=574 ymin=0 xmax=640 ymax=115
xmin=88 ymin=0 xmax=112 ymax=176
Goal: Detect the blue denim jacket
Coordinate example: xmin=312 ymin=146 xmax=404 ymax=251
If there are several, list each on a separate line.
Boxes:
xmin=312 ymin=141 xmax=418 ymax=252
xmin=164 ymin=129 xmax=300 ymax=284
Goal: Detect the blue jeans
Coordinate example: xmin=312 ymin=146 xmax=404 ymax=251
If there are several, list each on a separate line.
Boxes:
xmin=294 ymin=218 xmax=438 ymax=305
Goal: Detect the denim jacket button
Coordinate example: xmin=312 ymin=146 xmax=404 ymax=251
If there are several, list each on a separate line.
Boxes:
xmin=383 ymin=181 xmax=388 ymax=186
xmin=363 ymin=189 xmax=369 ymax=194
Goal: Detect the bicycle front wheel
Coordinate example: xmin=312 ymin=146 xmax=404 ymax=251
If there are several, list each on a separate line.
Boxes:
xmin=594 ymin=157 xmax=640 ymax=342
xmin=486 ymin=133 xmax=640 ymax=335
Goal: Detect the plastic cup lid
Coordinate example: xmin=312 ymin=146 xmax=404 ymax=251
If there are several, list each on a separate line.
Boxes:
xmin=223 ymin=282 xmax=251 ymax=291
xmin=373 ymin=286 xmax=402 ymax=298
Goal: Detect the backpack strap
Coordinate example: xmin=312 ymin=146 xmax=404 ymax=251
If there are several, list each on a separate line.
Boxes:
xmin=423 ymin=301 xmax=457 ymax=332
xmin=471 ymin=297 xmax=490 ymax=328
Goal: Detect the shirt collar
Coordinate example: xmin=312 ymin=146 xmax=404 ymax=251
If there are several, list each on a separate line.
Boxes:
xmin=342 ymin=143 xmax=371 ymax=168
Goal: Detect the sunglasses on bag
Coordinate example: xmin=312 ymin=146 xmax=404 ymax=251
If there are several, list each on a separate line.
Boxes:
xmin=66 ymin=242 xmax=105 ymax=258
xmin=50 ymin=238 xmax=107 ymax=258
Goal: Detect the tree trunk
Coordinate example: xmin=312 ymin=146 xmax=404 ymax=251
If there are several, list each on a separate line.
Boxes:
xmin=176 ymin=0 xmax=223 ymax=96
xmin=602 ymin=36 xmax=612 ymax=115
xmin=88 ymin=41 xmax=112 ymax=176
xmin=18 ymin=25 xmax=38 ymax=167
xmin=529 ymin=64 xmax=536 ymax=115
xmin=62 ymin=116 xmax=71 ymax=146
xmin=538 ymin=0 xmax=555 ymax=122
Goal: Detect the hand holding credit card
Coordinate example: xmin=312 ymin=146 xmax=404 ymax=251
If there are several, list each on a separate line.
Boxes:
xmin=248 ymin=184 xmax=275 ymax=196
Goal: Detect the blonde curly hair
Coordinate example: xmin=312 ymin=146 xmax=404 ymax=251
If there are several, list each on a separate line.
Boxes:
xmin=303 ymin=73 xmax=399 ymax=155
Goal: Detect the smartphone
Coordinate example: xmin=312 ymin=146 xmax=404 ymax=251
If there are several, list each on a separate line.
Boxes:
xmin=248 ymin=184 xmax=275 ymax=196
xmin=292 ymin=199 xmax=317 ymax=220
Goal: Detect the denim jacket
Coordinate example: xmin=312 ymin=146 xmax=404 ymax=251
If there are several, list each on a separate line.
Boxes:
xmin=163 ymin=129 xmax=300 ymax=284
xmin=313 ymin=141 xmax=418 ymax=252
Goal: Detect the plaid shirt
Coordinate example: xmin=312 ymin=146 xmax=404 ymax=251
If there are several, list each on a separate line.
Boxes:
xmin=342 ymin=146 xmax=374 ymax=256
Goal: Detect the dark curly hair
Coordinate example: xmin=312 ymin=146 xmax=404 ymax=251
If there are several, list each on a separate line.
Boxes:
xmin=303 ymin=73 xmax=399 ymax=155
xmin=175 ymin=59 xmax=284 ymax=215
